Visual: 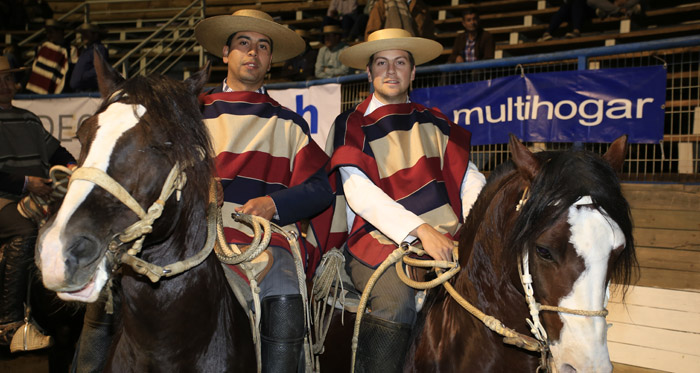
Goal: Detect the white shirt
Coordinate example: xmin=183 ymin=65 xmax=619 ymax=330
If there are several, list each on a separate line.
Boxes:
xmin=340 ymin=94 xmax=486 ymax=244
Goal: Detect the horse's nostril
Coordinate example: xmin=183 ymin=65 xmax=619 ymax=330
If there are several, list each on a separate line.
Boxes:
xmin=65 ymin=236 xmax=100 ymax=273
xmin=560 ymin=364 xmax=577 ymax=373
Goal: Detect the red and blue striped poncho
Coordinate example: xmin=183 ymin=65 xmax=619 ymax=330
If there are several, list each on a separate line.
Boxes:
xmin=201 ymin=90 xmax=335 ymax=278
xmin=328 ymin=95 xmax=472 ymax=268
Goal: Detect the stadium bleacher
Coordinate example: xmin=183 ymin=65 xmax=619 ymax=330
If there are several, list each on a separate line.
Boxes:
xmin=2 ymin=0 xmax=697 ymax=82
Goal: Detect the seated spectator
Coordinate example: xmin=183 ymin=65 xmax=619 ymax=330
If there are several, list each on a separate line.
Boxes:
xmin=70 ymin=22 xmax=108 ymax=92
xmin=281 ymin=29 xmax=318 ymax=81
xmin=588 ymin=0 xmax=642 ymax=18
xmin=348 ymin=0 xmax=376 ymax=41
xmin=539 ymin=0 xmax=593 ymax=41
xmin=365 ymin=0 xmax=435 ymax=41
xmin=315 ymin=25 xmax=350 ymax=79
xmin=25 ymin=19 xmax=78 ymax=94
xmin=448 ymin=8 xmax=495 ymax=63
xmin=324 ymin=0 xmax=360 ymax=40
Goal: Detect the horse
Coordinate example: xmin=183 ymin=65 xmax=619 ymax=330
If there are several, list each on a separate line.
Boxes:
xmin=403 ymin=134 xmax=636 ymax=372
xmin=34 ymin=55 xmax=255 ymax=371
xmin=319 ymin=134 xmax=636 ymax=372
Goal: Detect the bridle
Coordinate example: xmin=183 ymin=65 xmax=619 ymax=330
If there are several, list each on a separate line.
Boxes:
xmin=68 ymin=161 xmax=218 ymax=283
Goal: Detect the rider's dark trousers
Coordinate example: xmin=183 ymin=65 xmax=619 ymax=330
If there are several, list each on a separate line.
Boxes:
xmin=344 ymin=248 xmax=417 ymax=325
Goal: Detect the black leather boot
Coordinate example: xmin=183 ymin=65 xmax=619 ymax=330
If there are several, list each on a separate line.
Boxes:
xmin=355 ymin=314 xmax=412 ymax=373
xmin=260 ymin=294 xmax=305 ymax=373
xmin=0 ymin=236 xmax=34 ymax=345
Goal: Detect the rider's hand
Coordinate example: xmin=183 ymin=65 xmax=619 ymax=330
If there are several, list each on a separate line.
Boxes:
xmin=235 ymin=196 xmax=276 ymax=221
xmin=412 ymin=223 xmax=454 ymax=262
xmin=25 ymin=176 xmax=53 ymax=197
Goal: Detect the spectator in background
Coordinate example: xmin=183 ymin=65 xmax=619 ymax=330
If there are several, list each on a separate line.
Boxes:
xmin=70 ymin=22 xmax=108 ymax=92
xmin=348 ymin=0 xmax=376 ymax=41
xmin=588 ymin=0 xmax=642 ymax=18
xmin=281 ymin=29 xmax=318 ymax=81
xmin=538 ymin=0 xmax=592 ymax=41
xmin=324 ymin=0 xmax=360 ymax=40
xmin=448 ymin=8 xmax=495 ymax=63
xmin=315 ymin=25 xmax=350 ymax=79
xmin=365 ymin=0 xmax=435 ymax=41
xmin=25 ymin=19 xmax=77 ymax=94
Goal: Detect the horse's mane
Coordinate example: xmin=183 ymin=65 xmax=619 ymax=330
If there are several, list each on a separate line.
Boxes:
xmin=505 ymin=149 xmax=638 ymax=291
xmin=97 ymin=74 xmax=214 ymax=200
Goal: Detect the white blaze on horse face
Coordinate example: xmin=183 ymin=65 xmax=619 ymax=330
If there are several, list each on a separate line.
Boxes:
xmin=40 ymin=102 xmax=147 ymax=294
xmin=549 ymin=202 xmax=624 ymax=373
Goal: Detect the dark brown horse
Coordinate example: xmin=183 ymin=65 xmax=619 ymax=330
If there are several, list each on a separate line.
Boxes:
xmin=34 ymin=57 xmax=255 ymax=371
xmin=320 ymin=135 xmax=636 ymax=372
xmin=404 ymin=135 xmax=636 ymax=372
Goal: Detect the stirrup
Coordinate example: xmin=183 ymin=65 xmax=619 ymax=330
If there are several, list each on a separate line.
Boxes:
xmin=9 ymin=318 xmax=53 ymax=353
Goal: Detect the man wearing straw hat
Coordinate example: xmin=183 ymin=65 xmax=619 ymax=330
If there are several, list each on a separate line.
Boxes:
xmin=70 ymin=22 xmax=108 ymax=92
xmin=315 ymin=25 xmax=350 ymax=79
xmin=194 ymin=10 xmax=335 ymax=372
xmin=0 ymin=55 xmax=75 ymax=350
xmin=327 ymin=28 xmax=486 ymax=371
xmin=25 ymin=19 xmax=78 ymax=94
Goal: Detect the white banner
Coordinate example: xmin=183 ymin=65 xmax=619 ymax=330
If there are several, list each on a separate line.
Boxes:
xmin=12 ymin=83 xmax=342 ymax=158
xmin=268 ymin=83 xmax=341 ymax=148
xmin=13 ymin=97 xmax=102 ymax=158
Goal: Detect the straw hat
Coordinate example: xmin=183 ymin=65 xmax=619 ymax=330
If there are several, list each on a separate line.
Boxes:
xmin=0 ymin=55 xmax=26 ymax=73
xmin=295 ymin=29 xmax=310 ymax=40
xmin=45 ymin=19 xmax=65 ymax=30
xmin=339 ymin=28 xmax=443 ymax=70
xmin=76 ymin=22 xmax=104 ymax=34
xmin=194 ymin=9 xmax=305 ymax=63
xmin=322 ymin=25 xmax=342 ymax=35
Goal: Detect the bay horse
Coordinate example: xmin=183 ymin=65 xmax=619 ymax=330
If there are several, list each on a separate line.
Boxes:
xmin=405 ymin=134 xmax=636 ymax=372
xmin=34 ymin=55 xmax=255 ymax=371
xmin=319 ymin=135 xmax=635 ymax=372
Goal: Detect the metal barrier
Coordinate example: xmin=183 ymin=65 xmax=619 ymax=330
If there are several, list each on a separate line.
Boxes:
xmin=269 ymin=35 xmax=700 ymax=182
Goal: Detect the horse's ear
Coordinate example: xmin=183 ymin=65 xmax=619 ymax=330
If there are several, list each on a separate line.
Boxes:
xmin=185 ymin=62 xmax=211 ymax=96
xmin=94 ymin=48 xmax=124 ymax=98
xmin=602 ymin=134 xmax=628 ymax=171
xmin=509 ymin=133 xmax=540 ymax=182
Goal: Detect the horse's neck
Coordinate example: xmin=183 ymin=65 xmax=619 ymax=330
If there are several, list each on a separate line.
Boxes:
xmin=455 ymin=173 xmax=530 ymax=327
xmin=118 ymin=198 xmax=236 ymax=340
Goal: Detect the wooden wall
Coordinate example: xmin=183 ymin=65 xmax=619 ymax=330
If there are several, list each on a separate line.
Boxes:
xmin=609 ymin=183 xmax=700 ymax=372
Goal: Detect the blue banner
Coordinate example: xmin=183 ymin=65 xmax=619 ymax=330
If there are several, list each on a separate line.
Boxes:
xmin=411 ymin=66 xmax=666 ymax=145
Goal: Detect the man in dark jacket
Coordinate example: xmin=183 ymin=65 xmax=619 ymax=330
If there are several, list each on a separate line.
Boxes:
xmin=0 ymin=55 xmax=76 ymax=349
xmin=448 ymin=8 xmax=495 ymax=63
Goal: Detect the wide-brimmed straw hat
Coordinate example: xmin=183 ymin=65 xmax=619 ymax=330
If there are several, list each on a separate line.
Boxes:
xmin=322 ymin=25 xmax=343 ymax=35
xmin=0 ymin=55 xmax=26 ymax=73
xmin=339 ymin=28 xmax=443 ymax=70
xmin=45 ymin=19 xmax=65 ymax=30
xmin=76 ymin=22 xmax=105 ymax=34
xmin=194 ymin=9 xmax=305 ymax=63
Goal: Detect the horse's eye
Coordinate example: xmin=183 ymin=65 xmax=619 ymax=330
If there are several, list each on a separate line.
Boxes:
xmin=535 ymin=245 xmax=554 ymax=261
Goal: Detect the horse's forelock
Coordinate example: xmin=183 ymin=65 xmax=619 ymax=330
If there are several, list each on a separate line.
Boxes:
xmin=507 ymin=150 xmax=637 ymax=292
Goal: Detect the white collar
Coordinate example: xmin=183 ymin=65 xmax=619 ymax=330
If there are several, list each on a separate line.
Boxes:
xmin=364 ymin=93 xmax=410 ymax=116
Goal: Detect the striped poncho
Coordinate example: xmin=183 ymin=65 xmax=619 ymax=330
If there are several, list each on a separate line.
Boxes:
xmin=26 ymin=41 xmax=77 ymax=94
xmin=201 ymin=90 xmax=335 ymax=277
xmin=329 ymin=95 xmax=472 ymax=268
